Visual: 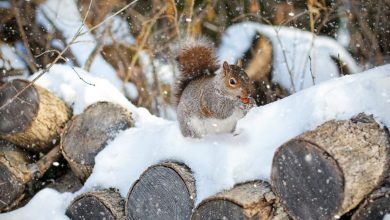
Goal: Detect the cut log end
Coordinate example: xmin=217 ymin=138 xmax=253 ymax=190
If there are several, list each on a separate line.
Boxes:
xmin=0 ymin=79 xmax=71 ymax=152
xmin=66 ymin=189 xmax=125 ymax=220
xmin=0 ymin=80 xmax=39 ymax=135
xmin=271 ymin=114 xmax=390 ymax=220
xmin=61 ymin=101 xmax=134 ymax=181
xmin=271 ymin=140 xmax=344 ymax=219
xmin=126 ymin=162 xmax=195 ymax=220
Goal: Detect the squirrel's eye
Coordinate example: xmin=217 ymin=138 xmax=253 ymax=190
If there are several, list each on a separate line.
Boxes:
xmin=229 ymin=78 xmax=236 ymax=85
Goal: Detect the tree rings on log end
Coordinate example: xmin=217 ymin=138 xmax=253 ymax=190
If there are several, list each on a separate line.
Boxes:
xmin=126 ymin=162 xmax=196 ymax=220
xmin=66 ymin=189 xmax=125 ymax=220
xmin=61 ymin=101 xmax=134 ymax=182
xmin=192 ymin=181 xmax=289 ymax=220
xmin=271 ymin=114 xmax=390 ymax=220
xmin=271 ymin=140 xmax=344 ymax=220
xmin=0 ymin=79 xmax=71 ymax=152
xmin=0 ymin=80 xmax=39 ymax=135
xmin=351 ymin=186 xmax=390 ymax=220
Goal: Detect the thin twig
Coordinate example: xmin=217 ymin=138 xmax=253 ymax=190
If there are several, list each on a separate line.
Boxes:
xmin=0 ymin=0 xmax=94 ymax=111
xmin=308 ymin=56 xmax=315 ymax=85
xmin=84 ymin=23 xmax=111 ymax=72
xmin=124 ymin=6 xmax=167 ymax=83
xmin=11 ymin=0 xmax=38 ymax=73
xmin=79 ymin=0 xmax=140 ymax=36
xmin=70 ymin=66 xmax=95 ymax=86
xmin=184 ymin=0 xmax=195 ymax=35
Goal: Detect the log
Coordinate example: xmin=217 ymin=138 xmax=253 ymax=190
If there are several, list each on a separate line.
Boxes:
xmin=46 ymin=170 xmax=82 ymax=193
xmin=0 ymin=139 xmax=62 ymax=212
xmin=0 ymin=79 xmax=71 ymax=152
xmin=66 ymin=189 xmax=125 ymax=220
xmin=191 ymin=181 xmax=289 ymax=220
xmin=126 ymin=162 xmax=196 ymax=220
xmin=61 ymin=102 xmax=134 ymax=182
xmin=271 ymin=114 xmax=390 ymax=220
xmin=351 ymin=181 xmax=390 ymax=220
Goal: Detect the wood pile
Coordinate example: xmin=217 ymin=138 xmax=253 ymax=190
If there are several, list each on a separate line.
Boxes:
xmin=1 ymin=79 xmax=389 ymax=220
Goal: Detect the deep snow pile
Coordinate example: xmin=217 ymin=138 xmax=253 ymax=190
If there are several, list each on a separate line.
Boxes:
xmin=0 ymin=64 xmax=389 ymax=220
xmin=218 ymin=22 xmax=361 ymax=93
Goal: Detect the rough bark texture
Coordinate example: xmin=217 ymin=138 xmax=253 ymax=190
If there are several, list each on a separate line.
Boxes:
xmin=0 ymin=140 xmax=30 ymax=212
xmin=0 ymin=79 xmax=71 ymax=152
xmin=0 ymin=140 xmax=64 ymax=212
xmin=66 ymin=189 xmax=125 ymax=220
xmin=351 ymin=181 xmax=390 ymax=220
xmin=61 ymin=101 xmax=134 ymax=182
xmin=126 ymin=162 xmax=196 ymax=220
xmin=271 ymin=114 xmax=390 ymax=220
xmin=192 ymin=180 xmax=289 ymax=220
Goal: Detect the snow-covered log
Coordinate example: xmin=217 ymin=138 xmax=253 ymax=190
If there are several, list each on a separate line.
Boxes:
xmin=0 ymin=140 xmax=61 ymax=212
xmin=66 ymin=189 xmax=125 ymax=220
xmin=126 ymin=162 xmax=196 ymax=220
xmin=0 ymin=79 xmax=71 ymax=152
xmin=351 ymin=182 xmax=390 ymax=220
xmin=271 ymin=114 xmax=390 ymax=220
xmin=61 ymin=101 xmax=133 ymax=182
xmin=192 ymin=180 xmax=289 ymax=220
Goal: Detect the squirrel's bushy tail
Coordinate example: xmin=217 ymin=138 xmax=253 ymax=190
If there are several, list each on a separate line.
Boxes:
xmin=174 ymin=38 xmax=219 ymax=105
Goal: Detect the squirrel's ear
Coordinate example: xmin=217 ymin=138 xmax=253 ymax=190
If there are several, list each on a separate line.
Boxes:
xmin=236 ymin=59 xmax=243 ymax=68
xmin=223 ymin=61 xmax=229 ymax=76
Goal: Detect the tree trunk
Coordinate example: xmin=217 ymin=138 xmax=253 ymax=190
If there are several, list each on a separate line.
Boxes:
xmin=271 ymin=114 xmax=390 ymax=220
xmin=192 ymin=180 xmax=289 ymax=220
xmin=0 ymin=139 xmax=62 ymax=212
xmin=0 ymin=79 xmax=71 ymax=152
xmin=351 ymin=180 xmax=390 ymax=220
xmin=66 ymin=189 xmax=125 ymax=220
xmin=61 ymin=101 xmax=134 ymax=182
xmin=126 ymin=162 xmax=196 ymax=220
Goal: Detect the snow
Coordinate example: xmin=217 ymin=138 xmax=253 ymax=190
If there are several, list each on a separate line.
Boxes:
xmin=384 ymin=214 xmax=390 ymax=220
xmin=1 ymin=64 xmax=389 ymax=220
xmin=217 ymin=22 xmax=361 ymax=93
xmin=0 ymin=44 xmax=27 ymax=71
xmin=29 ymin=64 xmax=138 ymax=116
xmin=37 ymin=0 xmax=123 ymax=88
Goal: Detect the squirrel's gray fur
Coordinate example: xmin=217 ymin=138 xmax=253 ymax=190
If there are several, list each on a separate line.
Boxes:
xmin=174 ymin=38 xmax=253 ymax=138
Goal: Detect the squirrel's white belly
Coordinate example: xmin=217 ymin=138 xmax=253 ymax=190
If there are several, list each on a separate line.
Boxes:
xmin=189 ymin=108 xmax=244 ymax=137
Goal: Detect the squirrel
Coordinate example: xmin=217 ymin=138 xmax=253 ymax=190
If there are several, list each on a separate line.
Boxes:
xmin=174 ymin=38 xmax=254 ymax=138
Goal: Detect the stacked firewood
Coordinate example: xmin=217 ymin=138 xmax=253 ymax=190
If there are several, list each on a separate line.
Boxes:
xmin=1 ymin=80 xmax=389 ymax=220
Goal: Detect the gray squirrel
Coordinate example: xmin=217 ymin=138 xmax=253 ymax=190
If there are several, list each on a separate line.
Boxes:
xmin=174 ymin=39 xmax=254 ymax=138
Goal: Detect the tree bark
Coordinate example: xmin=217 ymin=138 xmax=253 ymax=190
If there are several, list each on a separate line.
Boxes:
xmin=271 ymin=113 xmax=390 ymax=220
xmin=126 ymin=162 xmax=196 ymax=220
xmin=61 ymin=102 xmax=134 ymax=182
xmin=351 ymin=180 xmax=390 ymax=220
xmin=0 ymin=79 xmax=71 ymax=152
xmin=0 ymin=140 xmax=62 ymax=212
xmin=66 ymin=189 xmax=125 ymax=220
xmin=192 ymin=180 xmax=289 ymax=220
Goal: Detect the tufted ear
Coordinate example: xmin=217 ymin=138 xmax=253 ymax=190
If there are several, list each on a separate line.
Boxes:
xmin=223 ymin=61 xmax=229 ymax=76
xmin=236 ymin=59 xmax=243 ymax=68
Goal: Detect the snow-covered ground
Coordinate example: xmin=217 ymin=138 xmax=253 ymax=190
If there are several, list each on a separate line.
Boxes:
xmin=218 ymin=22 xmax=361 ymax=93
xmin=1 ymin=64 xmax=389 ymax=220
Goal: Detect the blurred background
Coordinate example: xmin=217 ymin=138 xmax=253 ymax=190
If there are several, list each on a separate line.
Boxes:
xmin=1 ymin=0 xmax=389 ymax=118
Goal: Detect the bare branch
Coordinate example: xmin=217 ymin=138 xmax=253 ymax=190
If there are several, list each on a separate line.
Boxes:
xmin=11 ymin=0 xmax=38 ymax=73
